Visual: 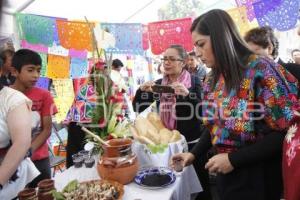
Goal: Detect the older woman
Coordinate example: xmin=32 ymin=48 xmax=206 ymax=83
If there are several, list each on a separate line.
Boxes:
xmin=244 ymin=26 xmax=300 ymax=95
xmin=133 ymin=44 xmax=211 ymax=200
xmin=171 ymin=9 xmax=298 ymax=200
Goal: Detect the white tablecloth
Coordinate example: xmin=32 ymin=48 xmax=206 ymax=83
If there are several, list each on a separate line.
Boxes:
xmin=132 ymin=136 xmax=188 ymax=168
xmin=54 ymin=165 xmax=202 ymax=200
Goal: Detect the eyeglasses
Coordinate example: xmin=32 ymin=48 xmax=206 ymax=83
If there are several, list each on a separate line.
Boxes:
xmin=161 ymin=57 xmax=183 ymax=62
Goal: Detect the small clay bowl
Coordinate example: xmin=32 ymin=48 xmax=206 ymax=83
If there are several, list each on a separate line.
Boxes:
xmin=84 ymin=158 xmax=95 ymax=168
xmin=18 ymin=188 xmax=37 ymax=200
xmin=73 ymin=157 xmax=84 ymax=168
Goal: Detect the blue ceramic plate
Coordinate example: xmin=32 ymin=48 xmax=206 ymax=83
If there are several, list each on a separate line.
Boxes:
xmin=134 ymin=167 xmax=176 ymax=189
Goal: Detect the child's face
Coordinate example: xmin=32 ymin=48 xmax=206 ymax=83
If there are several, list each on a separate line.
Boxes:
xmin=15 ymin=64 xmax=41 ymax=89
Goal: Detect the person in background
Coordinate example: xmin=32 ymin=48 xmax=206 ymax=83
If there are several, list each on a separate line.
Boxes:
xmin=11 ymin=49 xmax=58 ymax=187
xmin=291 ymin=49 xmax=300 ymax=64
xmin=282 ymin=23 xmax=300 ymax=200
xmin=133 ymin=44 xmax=212 ymax=200
xmin=170 ymin=9 xmax=298 ymax=200
xmin=244 ymin=26 xmax=300 ymax=95
xmin=244 ymin=26 xmax=280 ymax=61
xmin=187 ymin=51 xmax=207 ymax=82
xmin=0 ymin=48 xmax=15 ymax=86
xmin=0 ymin=53 xmax=39 ymax=199
xmin=64 ymin=60 xmax=103 ymax=168
xmin=112 ymin=58 xmax=124 ymax=72
xmin=111 ymin=58 xmax=132 ymax=119
xmin=282 ymin=108 xmax=300 ymax=200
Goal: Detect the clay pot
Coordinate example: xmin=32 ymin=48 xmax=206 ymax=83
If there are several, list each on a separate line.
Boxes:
xmin=18 ymin=188 xmax=37 ymax=200
xmin=103 ymin=138 xmax=133 ymax=157
xmin=37 ymin=179 xmax=55 ymax=200
xmin=97 ymin=138 xmax=139 ymax=184
xmin=38 ymin=179 xmax=54 ymax=189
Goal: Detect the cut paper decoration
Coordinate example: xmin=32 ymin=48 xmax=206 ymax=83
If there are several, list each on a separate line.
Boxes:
xmin=235 ymin=0 xmax=272 ymax=21
xmin=94 ymin=23 xmax=116 ymax=49
xmin=72 ymin=78 xmax=89 ymax=97
xmin=38 ymin=53 xmax=48 ymax=77
xmin=21 ymin=40 xmax=48 ymax=53
xmin=65 ymin=79 xmax=96 ymax=123
xmin=52 ymin=79 xmax=75 ymax=122
xmin=54 ymin=96 xmax=75 ymax=123
xmin=16 ymin=13 xmax=56 ymax=46
xmin=70 ymin=58 xmax=89 ymax=79
xmin=227 ymin=6 xmax=258 ymax=36
xmin=253 ymin=0 xmax=300 ymax=31
xmin=69 ymin=49 xmax=88 ymax=59
xmin=52 ymin=79 xmax=74 ymax=98
xmin=253 ymin=0 xmax=283 ymax=18
xmin=142 ymin=25 xmax=149 ymax=50
xmin=48 ymin=44 xmax=69 ymax=57
xmin=56 ymin=20 xmax=93 ymax=51
xmin=100 ymin=23 xmax=144 ymax=55
xmin=235 ymin=0 xmax=256 ymax=21
xmin=47 ymin=54 xmax=70 ymax=79
xmin=148 ymin=18 xmax=193 ymax=55
xmin=35 ymin=77 xmax=50 ymax=90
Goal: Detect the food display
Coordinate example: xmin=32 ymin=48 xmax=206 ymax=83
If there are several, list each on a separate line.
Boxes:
xmin=131 ymin=112 xmax=182 ymax=145
xmin=134 ymin=167 xmax=176 ymax=189
xmin=52 ymin=179 xmax=124 ymax=200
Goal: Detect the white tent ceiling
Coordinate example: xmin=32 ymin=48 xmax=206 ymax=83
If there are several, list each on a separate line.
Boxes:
xmin=0 ymin=0 xmax=235 ymax=36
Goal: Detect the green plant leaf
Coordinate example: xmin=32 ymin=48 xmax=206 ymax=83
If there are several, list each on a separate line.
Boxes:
xmin=107 ymin=115 xmax=117 ymax=133
xmin=51 ymin=190 xmax=65 ymax=200
xmin=62 ymin=179 xmax=78 ymax=193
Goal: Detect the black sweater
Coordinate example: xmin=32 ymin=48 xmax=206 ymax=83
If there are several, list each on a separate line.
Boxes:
xmin=132 ymin=75 xmax=205 ymax=142
xmin=191 ymin=128 xmax=285 ymax=169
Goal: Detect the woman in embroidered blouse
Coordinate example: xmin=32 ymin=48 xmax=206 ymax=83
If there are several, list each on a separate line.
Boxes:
xmin=170 ymin=9 xmax=298 ymax=200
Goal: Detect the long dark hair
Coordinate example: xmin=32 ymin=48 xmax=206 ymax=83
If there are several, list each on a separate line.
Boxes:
xmin=191 ymin=9 xmax=252 ymax=91
xmin=0 ymin=57 xmax=3 ymax=90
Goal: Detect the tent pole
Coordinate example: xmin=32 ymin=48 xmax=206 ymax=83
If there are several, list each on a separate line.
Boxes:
xmin=2 ymin=0 xmax=36 ymax=15
xmin=16 ymin=0 xmax=36 ymax=13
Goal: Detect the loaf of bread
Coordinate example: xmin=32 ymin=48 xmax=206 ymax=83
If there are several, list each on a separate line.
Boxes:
xmin=133 ymin=113 xmax=182 ymax=145
xmin=147 ymin=112 xmax=165 ymax=131
xmin=170 ymin=130 xmax=181 ymax=142
xmin=159 ymin=128 xmax=172 ymax=145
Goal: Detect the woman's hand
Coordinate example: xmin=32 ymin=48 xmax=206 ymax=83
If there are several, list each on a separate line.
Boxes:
xmin=171 ymin=82 xmax=189 ymax=96
xmin=170 ymin=152 xmax=195 ymax=170
xmin=140 ymin=81 xmax=154 ymax=92
xmin=205 ymin=153 xmax=234 ymax=174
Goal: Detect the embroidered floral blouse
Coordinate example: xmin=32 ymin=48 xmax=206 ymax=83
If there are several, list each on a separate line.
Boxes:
xmin=202 ymin=55 xmax=298 ymax=148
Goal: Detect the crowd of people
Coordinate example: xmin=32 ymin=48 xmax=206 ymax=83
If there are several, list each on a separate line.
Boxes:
xmin=1 ymin=1 xmax=300 ymax=199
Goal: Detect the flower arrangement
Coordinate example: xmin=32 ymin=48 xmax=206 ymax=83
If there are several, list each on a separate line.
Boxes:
xmin=81 ymin=52 xmax=131 ymax=151
xmin=80 ymin=19 xmax=131 ymax=150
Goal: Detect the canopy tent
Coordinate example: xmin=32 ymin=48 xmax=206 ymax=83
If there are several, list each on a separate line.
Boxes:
xmin=1 ymin=0 xmax=236 ymax=37
xmin=1 ymin=0 xmax=299 ymax=59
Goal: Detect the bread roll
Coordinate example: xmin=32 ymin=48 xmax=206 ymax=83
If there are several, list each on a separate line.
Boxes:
xmin=146 ymin=129 xmax=160 ymax=144
xmin=135 ymin=115 xmax=148 ymax=136
xmin=159 ymin=128 xmax=172 ymax=144
xmin=170 ymin=130 xmax=181 ymax=143
xmin=137 ymin=135 xmax=156 ymax=145
xmin=147 ymin=112 xmax=165 ymax=131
